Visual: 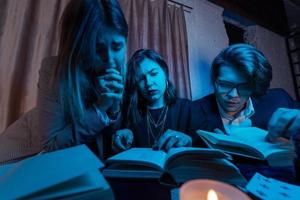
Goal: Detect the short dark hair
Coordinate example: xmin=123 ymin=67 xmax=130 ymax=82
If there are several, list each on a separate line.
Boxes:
xmin=211 ymin=43 xmax=272 ymax=97
xmin=124 ymin=49 xmax=176 ymax=125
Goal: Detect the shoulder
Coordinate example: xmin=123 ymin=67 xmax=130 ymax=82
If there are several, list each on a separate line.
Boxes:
xmin=253 ymin=88 xmax=296 ymax=109
xmin=257 ymin=88 xmax=293 ymax=101
xmin=168 ymin=98 xmax=192 ymax=112
xmin=192 ymin=93 xmax=215 ymax=106
xmin=190 ymin=93 xmax=220 ymax=116
xmin=265 ymin=88 xmax=291 ymax=97
xmin=173 ymin=98 xmax=192 ymax=106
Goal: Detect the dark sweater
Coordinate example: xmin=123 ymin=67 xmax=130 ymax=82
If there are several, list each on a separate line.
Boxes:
xmin=127 ymin=98 xmax=192 ymax=147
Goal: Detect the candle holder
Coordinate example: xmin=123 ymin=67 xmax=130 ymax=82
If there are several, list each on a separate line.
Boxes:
xmin=180 ymin=179 xmax=250 ymax=200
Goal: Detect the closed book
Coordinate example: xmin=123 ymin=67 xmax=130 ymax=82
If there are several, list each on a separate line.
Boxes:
xmin=0 ymin=145 xmax=114 ymax=200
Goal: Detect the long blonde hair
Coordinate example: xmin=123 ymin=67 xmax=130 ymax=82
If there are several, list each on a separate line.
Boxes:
xmin=53 ymin=0 xmax=128 ymax=126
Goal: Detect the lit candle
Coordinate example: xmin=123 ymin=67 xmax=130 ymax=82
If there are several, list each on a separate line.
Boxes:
xmin=180 ymin=179 xmax=250 ymax=200
xmin=207 ymin=189 xmax=218 ymax=200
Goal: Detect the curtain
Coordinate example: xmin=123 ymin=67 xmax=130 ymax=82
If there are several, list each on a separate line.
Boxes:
xmin=120 ymin=0 xmax=191 ymax=100
xmin=0 ymin=0 xmax=70 ymax=133
xmin=0 ymin=0 xmax=191 ymax=133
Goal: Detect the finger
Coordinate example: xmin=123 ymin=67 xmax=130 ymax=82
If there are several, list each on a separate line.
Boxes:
xmin=105 ymin=81 xmax=124 ymax=93
xmin=175 ymin=139 xmax=184 ymax=147
xmin=165 ymin=136 xmax=178 ymax=152
xmin=97 ymin=78 xmax=109 ymax=92
xmin=285 ymin=110 xmax=300 ymax=136
xmin=157 ymin=133 xmax=170 ymax=150
xmin=125 ymin=134 xmax=134 ymax=149
xmin=265 ymin=132 xmax=280 ymax=143
xmin=268 ymin=108 xmax=290 ymax=130
xmin=268 ymin=108 xmax=288 ymax=127
xmin=152 ymin=142 xmax=159 ymax=150
xmin=102 ymin=73 xmax=123 ymax=83
xmin=214 ymin=128 xmax=225 ymax=134
xmin=114 ymin=136 xmax=127 ymax=150
xmin=267 ymin=108 xmax=290 ymax=141
xmin=106 ymin=68 xmax=121 ymax=74
xmin=175 ymin=135 xmax=191 ymax=147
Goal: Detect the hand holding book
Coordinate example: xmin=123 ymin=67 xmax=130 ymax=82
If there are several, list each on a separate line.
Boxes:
xmin=265 ymin=108 xmax=300 ymax=145
xmin=197 ymin=127 xmax=296 ymax=167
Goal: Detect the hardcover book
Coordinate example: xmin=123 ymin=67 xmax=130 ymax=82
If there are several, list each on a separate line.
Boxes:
xmin=103 ymin=147 xmax=247 ymax=187
xmin=0 ymin=145 xmax=114 ymax=200
xmin=196 ymin=127 xmax=296 ymax=167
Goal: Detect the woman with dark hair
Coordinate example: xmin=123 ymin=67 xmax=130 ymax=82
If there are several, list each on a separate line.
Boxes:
xmin=113 ymin=49 xmax=192 ymax=151
xmin=37 ymin=0 xmax=128 ymax=158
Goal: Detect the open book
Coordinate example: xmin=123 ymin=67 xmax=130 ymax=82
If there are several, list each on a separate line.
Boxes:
xmin=0 ymin=145 xmax=114 ymax=200
xmin=103 ymin=147 xmax=247 ymax=187
xmin=197 ymin=127 xmax=296 ymax=167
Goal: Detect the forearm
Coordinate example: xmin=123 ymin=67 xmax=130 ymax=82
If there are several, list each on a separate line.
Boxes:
xmin=39 ymin=107 xmax=120 ymax=151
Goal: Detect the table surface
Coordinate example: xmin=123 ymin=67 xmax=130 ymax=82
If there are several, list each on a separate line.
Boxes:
xmin=106 ymin=163 xmax=299 ymax=200
xmin=107 ymin=177 xmax=176 ymax=200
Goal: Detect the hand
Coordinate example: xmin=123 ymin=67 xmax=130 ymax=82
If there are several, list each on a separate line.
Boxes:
xmin=266 ymin=108 xmax=300 ymax=142
xmin=95 ymin=68 xmax=124 ymax=112
xmin=154 ymin=129 xmax=192 ymax=152
xmin=214 ymin=128 xmax=225 ymax=134
xmin=112 ymin=129 xmax=134 ymax=151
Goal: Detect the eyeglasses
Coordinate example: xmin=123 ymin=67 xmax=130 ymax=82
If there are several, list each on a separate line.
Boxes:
xmin=215 ymin=79 xmax=252 ymax=96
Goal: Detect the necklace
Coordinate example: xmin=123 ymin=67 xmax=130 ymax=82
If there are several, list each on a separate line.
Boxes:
xmin=146 ymin=106 xmax=169 ymax=147
xmin=148 ymin=106 xmax=168 ymax=128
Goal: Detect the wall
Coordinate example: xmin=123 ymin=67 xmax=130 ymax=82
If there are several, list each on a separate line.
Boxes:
xmin=174 ymin=0 xmax=296 ymax=100
xmin=244 ymin=25 xmax=296 ymax=98
xmin=175 ymin=0 xmax=228 ymax=100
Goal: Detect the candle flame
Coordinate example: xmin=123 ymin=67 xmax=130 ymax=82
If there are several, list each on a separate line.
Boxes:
xmin=207 ymin=189 xmax=218 ymax=200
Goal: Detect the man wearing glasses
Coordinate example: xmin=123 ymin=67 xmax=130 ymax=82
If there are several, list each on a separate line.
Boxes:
xmin=190 ymin=43 xmax=300 ymax=181
xmin=191 ymin=43 xmax=300 ymax=140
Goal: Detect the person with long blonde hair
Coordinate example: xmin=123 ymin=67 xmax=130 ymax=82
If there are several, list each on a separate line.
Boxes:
xmin=38 ymin=0 xmax=128 ymax=158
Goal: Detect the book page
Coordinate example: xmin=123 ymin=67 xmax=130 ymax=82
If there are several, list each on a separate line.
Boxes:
xmin=229 ymin=127 xmax=294 ymax=159
xmin=0 ymin=145 xmax=104 ymax=199
xmin=168 ymin=158 xmax=247 ymax=186
xmin=197 ymin=128 xmax=294 ymax=160
xmin=165 ymin=147 xmax=228 ymax=166
xmin=106 ymin=148 xmax=168 ymax=171
xmin=197 ymin=130 xmax=253 ymax=147
xmin=197 ymin=130 xmax=261 ymax=158
xmin=24 ymin=168 xmax=109 ymax=199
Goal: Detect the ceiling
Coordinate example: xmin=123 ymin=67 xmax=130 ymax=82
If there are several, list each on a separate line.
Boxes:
xmin=209 ymin=0 xmax=300 ymax=36
xmin=284 ymin=0 xmax=300 ymax=33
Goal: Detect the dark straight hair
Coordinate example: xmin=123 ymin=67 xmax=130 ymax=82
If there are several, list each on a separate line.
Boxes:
xmin=211 ymin=43 xmax=272 ymax=97
xmin=123 ymin=49 xmax=177 ymax=125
